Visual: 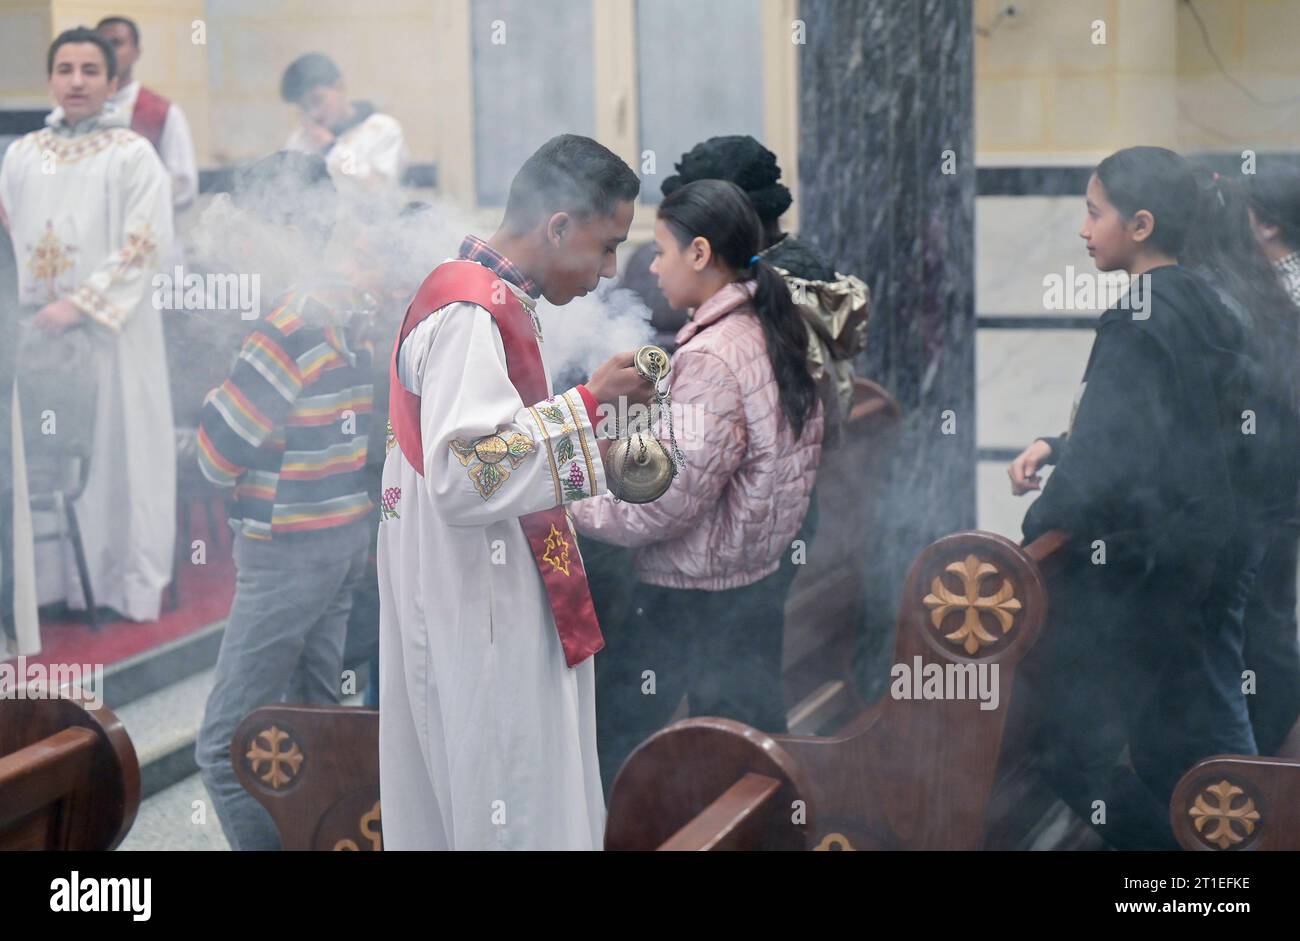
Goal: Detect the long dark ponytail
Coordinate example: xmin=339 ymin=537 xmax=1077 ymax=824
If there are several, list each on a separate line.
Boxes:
xmin=657 ymin=179 xmax=817 ymax=439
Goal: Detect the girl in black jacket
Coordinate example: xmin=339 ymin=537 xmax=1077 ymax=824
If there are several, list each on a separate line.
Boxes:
xmin=1009 ymin=147 xmax=1281 ymax=849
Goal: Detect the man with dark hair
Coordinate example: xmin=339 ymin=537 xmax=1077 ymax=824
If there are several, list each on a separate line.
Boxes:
xmin=280 ymin=52 xmax=407 ymax=211
xmin=378 ymin=133 xmax=652 ymax=849
xmin=43 ymin=25 xmax=117 ymax=81
xmin=0 ymin=27 xmax=174 ymax=626
xmin=194 ymin=151 xmax=378 ymax=850
xmin=97 ymin=16 xmax=198 ymax=211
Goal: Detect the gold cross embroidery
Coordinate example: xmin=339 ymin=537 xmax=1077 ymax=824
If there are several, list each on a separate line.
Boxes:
xmin=542 ymin=523 xmax=572 ymax=576
xmin=28 ymin=221 xmax=76 ymax=301
xmin=114 ymin=225 xmax=157 ymax=276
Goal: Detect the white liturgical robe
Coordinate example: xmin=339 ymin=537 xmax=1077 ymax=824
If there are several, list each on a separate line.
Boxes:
xmin=377 ymin=267 xmax=609 ymax=850
xmin=0 ymin=107 xmax=176 ymax=624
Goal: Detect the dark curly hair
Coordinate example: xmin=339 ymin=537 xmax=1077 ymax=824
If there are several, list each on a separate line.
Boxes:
xmin=661 ymin=135 xmax=792 ymax=224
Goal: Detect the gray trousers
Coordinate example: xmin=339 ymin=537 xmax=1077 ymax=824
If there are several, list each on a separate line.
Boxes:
xmin=195 ymin=521 xmax=370 ymax=850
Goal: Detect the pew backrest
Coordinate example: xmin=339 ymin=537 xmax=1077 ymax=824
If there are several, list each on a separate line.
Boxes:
xmin=232 ymin=705 xmax=381 ymax=851
xmin=0 ymin=697 xmax=140 ymax=850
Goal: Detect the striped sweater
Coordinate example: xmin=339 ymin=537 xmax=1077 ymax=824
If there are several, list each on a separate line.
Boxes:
xmin=197 ymin=288 xmax=375 ymax=539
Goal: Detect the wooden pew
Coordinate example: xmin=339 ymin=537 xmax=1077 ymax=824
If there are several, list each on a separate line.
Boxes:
xmin=232 ymin=705 xmax=382 ymax=851
xmin=0 ymin=696 xmax=140 ymax=850
xmin=606 ymin=528 xmax=1064 ymax=850
xmin=1169 ymin=720 xmax=1300 ymax=851
xmin=608 ymin=523 xmax=1300 ymax=851
xmin=782 ymin=378 xmax=900 ymax=734
xmin=233 ymin=524 xmax=1061 ymax=851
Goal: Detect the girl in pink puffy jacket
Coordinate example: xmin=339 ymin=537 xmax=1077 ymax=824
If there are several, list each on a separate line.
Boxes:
xmin=571 ymin=179 xmax=824 ymax=792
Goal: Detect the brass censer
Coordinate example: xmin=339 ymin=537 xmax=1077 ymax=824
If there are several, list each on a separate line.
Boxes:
xmin=606 ymin=345 xmax=685 ymax=504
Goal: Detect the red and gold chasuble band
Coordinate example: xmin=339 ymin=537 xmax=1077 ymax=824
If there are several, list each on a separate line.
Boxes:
xmin=388 ymin=260 xmax=604 ymax=667
xmin=131 ymin=86 xmax=171 ymax=152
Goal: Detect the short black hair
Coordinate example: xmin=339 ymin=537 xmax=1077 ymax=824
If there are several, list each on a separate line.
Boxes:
xmin=48 ymin=27 xmax=117 ymax=81
xmin=280 ymin=53 xmax=342 ymax=104
xmin=1094 ymin=146 xmax=1197 ymax=256
xmin=502 ymin=134 xmax=640 ymax=232
xmin=232 ymin=151 xmax=338 ymax=251
xmin=96 ymin=15 xmax=140 ymax=47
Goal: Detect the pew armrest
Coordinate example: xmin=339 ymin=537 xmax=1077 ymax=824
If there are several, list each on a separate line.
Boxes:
xmin=606 ymin=718 xmax=813 ymax=851
xmin=658 ymin=773 xmax=783 ymax=851
xmin=1171 ymin=755 xmax=1300 ymax=851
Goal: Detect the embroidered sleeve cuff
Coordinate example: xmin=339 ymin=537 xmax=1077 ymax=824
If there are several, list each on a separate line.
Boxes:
xmin=525 ymin=387 xmax=607 ymax=505
xmin=68 ymin=283 xmax=126 ymax=333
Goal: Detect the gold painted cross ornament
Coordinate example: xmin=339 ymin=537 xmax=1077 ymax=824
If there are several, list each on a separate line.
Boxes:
xmin=922 ymin=554 xmax=1021 ymax=655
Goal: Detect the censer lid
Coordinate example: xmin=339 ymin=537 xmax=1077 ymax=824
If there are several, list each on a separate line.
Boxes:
xmin=634 ymin=345 xmax=671 ymax=384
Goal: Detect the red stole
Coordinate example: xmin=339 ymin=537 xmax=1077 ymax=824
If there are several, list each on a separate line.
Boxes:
xmin=130 ymin=86 xmax=170 ymax=152
xmin=388 ymin=260 xmax=604 ymax=667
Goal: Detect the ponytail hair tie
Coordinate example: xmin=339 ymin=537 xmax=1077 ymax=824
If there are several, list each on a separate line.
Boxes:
xmin=748 ymin=254 xmax=761 ymax=268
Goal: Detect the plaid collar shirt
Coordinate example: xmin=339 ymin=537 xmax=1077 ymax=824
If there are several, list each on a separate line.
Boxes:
xmin=457 ymin=234 xmax=542 ymax=299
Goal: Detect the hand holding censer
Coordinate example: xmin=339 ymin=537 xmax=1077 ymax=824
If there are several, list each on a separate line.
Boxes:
xmin=606 ymin=345 xmax=685 ymax=504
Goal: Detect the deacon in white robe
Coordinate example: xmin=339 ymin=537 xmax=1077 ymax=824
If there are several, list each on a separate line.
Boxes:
xmin=285 ymin=106 xmax=408 ymax=214
xmin=107 ymin=80 xmax=199 ymax=211
xmin=377 ymin=269 xmax=609 ymax=851
xmin=0 ymin=105 xmax=176 ymax=623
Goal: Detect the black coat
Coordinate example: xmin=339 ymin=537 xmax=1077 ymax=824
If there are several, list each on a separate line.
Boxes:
xmin=1023 ymin=264 xmax=1265 ymax=588
xmin=1020 ymin=265 xmax=1276 ymax=843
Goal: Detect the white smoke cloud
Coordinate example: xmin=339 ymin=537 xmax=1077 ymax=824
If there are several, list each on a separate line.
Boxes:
xmin=539 ymin=284 xmax=654 ymax=388
xmin=184 ymin=176 xmax=653 ymax=386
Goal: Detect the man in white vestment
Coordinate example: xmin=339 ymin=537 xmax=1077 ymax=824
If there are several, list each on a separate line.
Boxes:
xmin=0 ymin=27 xmax=175 ymax=624
xmin=97 ymin=16 xmax=199 ymax=213
xmin=280 ymin=52 xmax=408 ymax=216
xmin=379 ymin=134 xmax=650 ymax=849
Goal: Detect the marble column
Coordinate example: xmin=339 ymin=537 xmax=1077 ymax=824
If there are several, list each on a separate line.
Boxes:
xmin=797 ymin=0 xmax=976 ymax=695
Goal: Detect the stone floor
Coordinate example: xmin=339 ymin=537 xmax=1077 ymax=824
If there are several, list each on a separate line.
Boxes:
xmin=118 ymin=773 xmax=230 ymax=851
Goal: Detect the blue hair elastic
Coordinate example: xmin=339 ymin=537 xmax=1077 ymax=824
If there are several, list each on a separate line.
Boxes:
xmin=748 ymin=254 xmax=760 ymax=268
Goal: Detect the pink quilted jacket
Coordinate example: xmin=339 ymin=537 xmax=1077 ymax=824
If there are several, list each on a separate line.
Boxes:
xmin=570 ymin=280 xmax=824 ymax=590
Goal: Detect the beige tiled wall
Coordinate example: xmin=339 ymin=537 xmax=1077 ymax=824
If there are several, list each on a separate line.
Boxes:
xmin=975 ymin=0 xmax=1300 ymax=160
xmin=0 ymin=1 xmax=52 ymax=107
xmin=975 ymin=0 xmax=1178 ymax=161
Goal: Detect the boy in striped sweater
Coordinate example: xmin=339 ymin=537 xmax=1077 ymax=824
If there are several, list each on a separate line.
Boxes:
xmin=194 ymin=152 xmax=375 ymax=850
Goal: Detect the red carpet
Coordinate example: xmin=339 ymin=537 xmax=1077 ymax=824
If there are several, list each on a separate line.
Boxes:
xmin=6 ymin=505 xmax=235 ymax=669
